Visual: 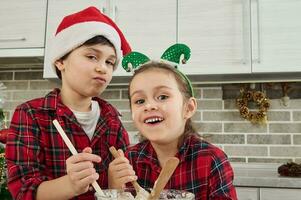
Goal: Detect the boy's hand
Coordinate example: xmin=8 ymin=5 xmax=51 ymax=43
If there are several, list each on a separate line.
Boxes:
xmin=65 ymin=147 xmax=101 ymax=196
xmin=108 ymin=149 xmax=137 ymax=189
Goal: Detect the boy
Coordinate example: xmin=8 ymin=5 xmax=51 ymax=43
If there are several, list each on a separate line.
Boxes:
xmin=6 ymin=7 xmax=132 ymax=200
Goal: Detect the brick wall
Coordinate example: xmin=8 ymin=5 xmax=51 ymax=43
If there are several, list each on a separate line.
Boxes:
xmin=1 ymin=67 xmax=301 ymax=164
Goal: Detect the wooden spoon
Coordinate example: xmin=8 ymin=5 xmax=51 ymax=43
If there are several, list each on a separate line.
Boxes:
xmin=109 ymin=146 xmax=147 ymax=194
xmin=53 ymin=119 xmax=105 ymax=197
xmin=148 ymin=157 xmax=180 ymax=200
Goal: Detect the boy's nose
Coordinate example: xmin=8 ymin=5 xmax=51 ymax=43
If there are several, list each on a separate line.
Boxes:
xmin=95 ymin=62 xmax=107 ymax=74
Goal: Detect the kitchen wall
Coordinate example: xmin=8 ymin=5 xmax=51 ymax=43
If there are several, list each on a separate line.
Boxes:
xmin=1 ymin=66 xmax=301 ymax=164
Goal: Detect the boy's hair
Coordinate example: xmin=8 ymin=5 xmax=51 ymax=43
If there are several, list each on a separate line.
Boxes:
xmin=55 ymin=35 xmax=115 ymax=79
xmin=128 ymin=61 xmax=198 ymax=139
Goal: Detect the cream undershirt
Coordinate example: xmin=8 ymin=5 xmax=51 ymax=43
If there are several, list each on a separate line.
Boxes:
xmin=71 ymin=100 xmax=100 ymax=140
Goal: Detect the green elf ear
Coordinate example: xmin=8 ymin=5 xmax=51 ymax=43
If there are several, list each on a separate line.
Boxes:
xmin=161 ymin=43 xmax=191 ymax=67
xmin=122 ymin=52 xmax=150 ymax=72
xmin=161 ymin=44 xmax=194 ymax=97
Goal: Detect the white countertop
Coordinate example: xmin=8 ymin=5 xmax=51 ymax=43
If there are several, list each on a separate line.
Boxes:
xmin=232 ymin=163 xmax=301 ymax=188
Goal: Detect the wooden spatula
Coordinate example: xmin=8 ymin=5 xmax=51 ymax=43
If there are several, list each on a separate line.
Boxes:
xmin=109 ymin=146 xmax=147 ymax=194
xmin=148 ymin=157 xmax=180 ymax=200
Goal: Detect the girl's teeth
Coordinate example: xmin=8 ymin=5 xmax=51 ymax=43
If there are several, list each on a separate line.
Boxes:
xmin=145 ymin=117 xmax=162 ymax=123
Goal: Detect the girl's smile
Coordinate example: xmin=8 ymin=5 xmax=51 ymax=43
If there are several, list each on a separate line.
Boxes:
xmin=130 ymin=68 xmax=187 ymax=146
xmin=144 ymin=116 xmax=164 ymax=124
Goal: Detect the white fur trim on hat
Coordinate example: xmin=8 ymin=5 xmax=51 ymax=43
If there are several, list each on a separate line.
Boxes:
xmin=49 ymin=21 xmax=122 ymax=73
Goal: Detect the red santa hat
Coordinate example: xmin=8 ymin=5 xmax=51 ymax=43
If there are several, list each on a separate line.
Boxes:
xmin=49 ymin=6 xmax=131 ymax=70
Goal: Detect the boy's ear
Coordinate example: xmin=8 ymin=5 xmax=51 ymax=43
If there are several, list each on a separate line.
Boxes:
xmin=184 ymin=97 xmax=197 ymax=119
xmin=54 ymin=59 xmax=65 ymax=71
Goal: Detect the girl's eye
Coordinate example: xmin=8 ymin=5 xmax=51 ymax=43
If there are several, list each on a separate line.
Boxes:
xmin=158 ymin=95 xmax=168 ymax=101
xmin=87 ymin=55 xmax=98 ymax=61
xmin=134 ymin=99 xmax=145 ymax=105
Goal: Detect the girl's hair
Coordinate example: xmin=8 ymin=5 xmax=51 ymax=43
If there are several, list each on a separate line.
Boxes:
xmin=55 ymin=35 xmax=115 ymax=79
xmin=128 ymin=61 xmax=198 ymax=141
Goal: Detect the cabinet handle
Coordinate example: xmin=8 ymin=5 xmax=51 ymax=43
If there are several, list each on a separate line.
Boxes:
xmin=108 ymin=0 xmax=117 ymax=23
xmin=113 ymin=5 xmax=117 ymax=22
xmin=242 ymin=0 xmax=251 ymax=65
xmin=0 ymin=37 xmax=26 ymax=42
xmin=253 ymin=0 xmax=261 ymax=64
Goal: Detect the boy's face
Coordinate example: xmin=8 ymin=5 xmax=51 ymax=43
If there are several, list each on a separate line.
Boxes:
xmin=129 ymin=69 xmax=193 ymax=147
xmin=55 ymin=43 xmax=116 ymax=98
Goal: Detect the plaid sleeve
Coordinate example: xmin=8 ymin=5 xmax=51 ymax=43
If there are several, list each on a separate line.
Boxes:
xmin=209 ymin=149 xmax=237 ymax=200
xmin=5 ymin=105 xmax=47 ymax=200
xmin=102 ymin=101 xmax=130 ymax=152
xmin=115 ymin=122 xmax=130 ymax=152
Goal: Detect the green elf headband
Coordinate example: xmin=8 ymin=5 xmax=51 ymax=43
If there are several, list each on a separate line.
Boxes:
xmin=122 ymin=43 xmax=195 ymax=97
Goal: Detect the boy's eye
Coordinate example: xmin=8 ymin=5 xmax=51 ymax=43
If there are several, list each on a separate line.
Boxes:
xmin=106 ymin=60 xmax=116 ymax=67
xmin=158 ymin=95 xmax=168 ymax=101
xmin=134 ymin=99 xmax=145 ymax=105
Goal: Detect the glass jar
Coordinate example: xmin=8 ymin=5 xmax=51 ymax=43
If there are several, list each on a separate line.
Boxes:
xmin=95 ymin=188 xmax=195 ymax=200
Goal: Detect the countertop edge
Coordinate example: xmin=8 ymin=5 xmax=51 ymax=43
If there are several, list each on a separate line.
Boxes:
xmin=232 ymin=163 xmax=301 ymax=189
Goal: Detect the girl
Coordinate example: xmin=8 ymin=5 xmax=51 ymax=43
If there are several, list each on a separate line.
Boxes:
xmin=109 ymin=61 xmax=237 ymax=200
xmin=6 ymin=7 xmax=133 ymax=200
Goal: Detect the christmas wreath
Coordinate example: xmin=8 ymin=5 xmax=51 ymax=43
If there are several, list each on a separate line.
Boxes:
xmin=236 ymin=87 xmax=270 ymax=124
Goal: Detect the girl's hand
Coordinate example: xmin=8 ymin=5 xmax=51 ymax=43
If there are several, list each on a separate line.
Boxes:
xmin=108 ymin=149 xmax=137 ymax=189
xmin=65 ymin=147 xmax=101 ymax=196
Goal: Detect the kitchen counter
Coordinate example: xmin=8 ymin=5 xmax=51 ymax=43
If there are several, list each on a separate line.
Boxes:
xmin=232 ymin=163 xmax=301 ymax=189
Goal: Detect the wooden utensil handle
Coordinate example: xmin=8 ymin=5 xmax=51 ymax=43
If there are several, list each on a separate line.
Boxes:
xmin=109 ymin=146 xmax=120 ymax=158
xmin=53 ymin=119 xmax=105 ymax=197
xmin=109 ymin=146 xmax=141 ymax=192
xmin=149 ymin=157 xmax=180 ymax=200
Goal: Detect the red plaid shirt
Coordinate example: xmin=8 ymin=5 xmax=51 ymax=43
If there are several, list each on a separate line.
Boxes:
xmin=5 ymin=88 xmax=129 ymax=200
xmin=126 ymin=135 xmax=237 ymax=200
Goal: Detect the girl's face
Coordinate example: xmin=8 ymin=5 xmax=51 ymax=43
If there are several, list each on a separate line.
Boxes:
xmin=129 ymin=68 xmax=196 ymax=147
xmin=55 ymin=43 xmax=116 ymax=99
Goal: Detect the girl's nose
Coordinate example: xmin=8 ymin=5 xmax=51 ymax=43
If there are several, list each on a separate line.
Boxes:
xmin=144 ymin=102 xmax=158 ymax=111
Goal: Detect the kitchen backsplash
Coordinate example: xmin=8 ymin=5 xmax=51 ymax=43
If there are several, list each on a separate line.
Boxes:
xmin=1 ymin=67 xmax=301 ymax=164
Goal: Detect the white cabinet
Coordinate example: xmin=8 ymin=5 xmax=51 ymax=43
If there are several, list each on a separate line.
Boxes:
xmin=43 ymin=0 xmax=301 ymax=79
xmin=178 ymin=0 xmax=301 ymax=75
xmin=260 ymin=188 xmax=301 ymax=200
xmin=236 ymin=187 xmax=301 ymax=200
xmin=251 ymin=0 xmax=301 ymax=73
xmin=43 ymin=0 xmax=177 ymax=78
xmin=110 ymin=0 xmax=177 ymax=76
xmin=236 ymin=187 xmax=259 ymax=200
xmin=43 ymin=0 xmax=107 ymax=78
xmin=0 ymin=0 xmax=47 ymax=57
xmin=178 ymin=0 xmax=252 ymax=75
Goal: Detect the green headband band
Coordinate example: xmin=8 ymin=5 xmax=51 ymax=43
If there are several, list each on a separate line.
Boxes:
xmin=122 ymin=43 xmax=195 ymax=97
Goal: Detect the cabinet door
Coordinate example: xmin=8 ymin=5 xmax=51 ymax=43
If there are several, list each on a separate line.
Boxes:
xmin=251 ymin=0 xmax=301 ymax=73
xmin=178 ymin=0 xmax=252 ymax=75
xmin=0 ymin=0 xmax=46 ymax=49
xmin=236 ymin=187 xmax=259 ymax=200
xmin=43 ymin=0 xmax=106 ymax=78
xmin=111 ymin=0 xmax=177 ymax=76
xmin=260 ymin=188 xmax=301 ymax=200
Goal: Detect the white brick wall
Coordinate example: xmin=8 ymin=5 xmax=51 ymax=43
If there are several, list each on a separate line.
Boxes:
xmin=1 ymin=68 xmax=301 ymax=164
